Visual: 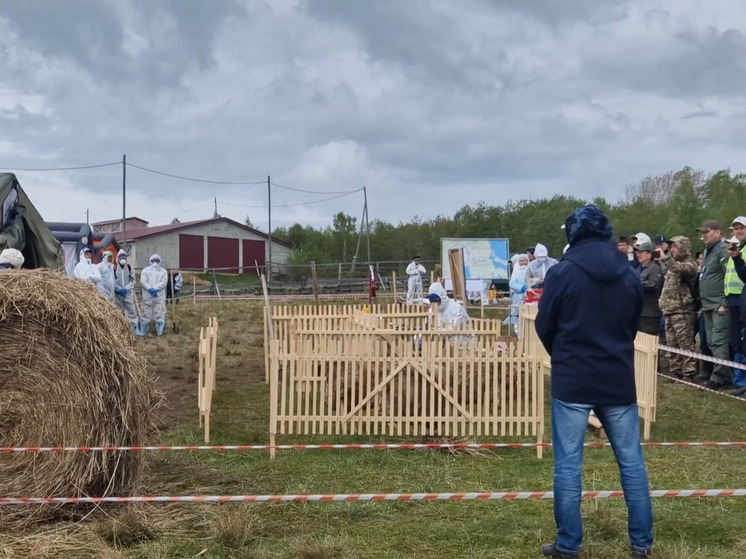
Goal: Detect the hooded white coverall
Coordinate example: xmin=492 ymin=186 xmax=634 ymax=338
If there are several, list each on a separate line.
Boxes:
xmin=525 ymin=243 xmax=558 ymax=288
xmin=137 ymin=253 xmax=168 ymax=336
xmin=73 ymin=248 xmax=102 ymax=285
xmin=114 ymin=249 xmax=139 ymax=332
xmin=96 ymin=251 xmax=116 ymax=301
xmin=427 ymin=282 xmax=470 ymax=327
xmin=0 ymin=248 xmax=24 ymax=270
xmin=504 ymin=256 xmax=528 ymax=334
xmin=406 ymin=260 xmax=426 ymax=303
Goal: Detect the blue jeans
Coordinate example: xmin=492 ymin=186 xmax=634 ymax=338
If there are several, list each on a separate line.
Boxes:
xmin=551 ymin=399 xmax=653 ymax=554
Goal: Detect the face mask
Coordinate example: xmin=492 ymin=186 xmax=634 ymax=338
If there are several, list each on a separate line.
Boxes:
xmin=119 ymin=259 xmax=127 ymax=266
xmin=537 ymin=256 xmax=547 ymax=263
xmin=151 ymin=261 xmax=160 ymax=267
xmin=84 ymin=256 xmax=91 ymax=264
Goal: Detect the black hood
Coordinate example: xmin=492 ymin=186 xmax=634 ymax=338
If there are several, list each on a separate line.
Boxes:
xmin=563 ymin=238 xmax=631 ymax=283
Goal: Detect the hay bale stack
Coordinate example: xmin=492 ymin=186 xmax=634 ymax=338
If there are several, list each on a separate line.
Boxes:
xmin=0 ymin=270 xmax=160 ymax=525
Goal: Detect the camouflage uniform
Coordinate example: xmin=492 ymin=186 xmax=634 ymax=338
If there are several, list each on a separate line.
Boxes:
xmin=659 ymin=236 xmax=698 ymax=377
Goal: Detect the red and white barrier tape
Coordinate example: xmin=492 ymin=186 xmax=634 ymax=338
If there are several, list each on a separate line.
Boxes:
xmin=2 ymin=441 xmax=746 ymax=453
xmin=657 ymin=372 xmax=746 ymax=402
xmin=660 ymin=344 xmax=746 ymax=370
xmin=2 ymin=489 xmax=745 ymax=505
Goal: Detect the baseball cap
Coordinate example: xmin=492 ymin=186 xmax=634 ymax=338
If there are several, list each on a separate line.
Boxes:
xmin=731 ymin=216 xmax=746 ymax=228
xmin=634 ymin=240 xmax=655 ymax=252
xmin=654 ymin=235 xmax=668 ymax=244
xmin=697 ymin=220 xmax=722 ymax=232
xmin=726 ymin=236 xmax=740 ymax=245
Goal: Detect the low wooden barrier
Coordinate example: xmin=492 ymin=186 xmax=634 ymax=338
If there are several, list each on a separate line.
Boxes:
xmin=518 ymin=304 xmax=658 ymax=439
xmin=198 ymin=316 xmax=219 ymax=443
xmin=268 ymin=326 xmax=545 ymax=458
xmin=264 ymin=304 xmax=433 ymax=382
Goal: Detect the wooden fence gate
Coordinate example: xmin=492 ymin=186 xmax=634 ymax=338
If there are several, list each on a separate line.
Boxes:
xmin=269 ymin=328 xmax=545 ymax=458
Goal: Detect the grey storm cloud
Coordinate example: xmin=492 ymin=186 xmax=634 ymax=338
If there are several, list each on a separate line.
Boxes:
xmin=1 ymin=0 xmax=745 ymax=229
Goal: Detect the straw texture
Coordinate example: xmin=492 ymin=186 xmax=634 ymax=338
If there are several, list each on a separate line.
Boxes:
xmin=0 ymin=270 xmax=160 ymax=525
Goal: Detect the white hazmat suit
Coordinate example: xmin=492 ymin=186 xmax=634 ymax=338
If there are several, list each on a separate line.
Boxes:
xmin=114 ymin=249 xmax=139 ymax=333
xmin=504 ymin=256 xmax=528 ymax=335
xmin=427 ymin=282 xmax=470 ymax=328
xmin=73 ymin=248 xmax=102 ymax=285
xmin=406 ymin=258 xmax=426 ymax=303
xmin=96 ymin=250 xmax=116 ymax=301
xmin=137 ymin=253 xmax=168 ymax=336
xmin=525 ymin=243 xmax=557 ymax=288
xmin=0 ymin=248 xmax=24 ymax=270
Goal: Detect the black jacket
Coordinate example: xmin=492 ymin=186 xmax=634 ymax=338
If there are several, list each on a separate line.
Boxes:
xmin=536 ymin=237 xmax=642 ymax=406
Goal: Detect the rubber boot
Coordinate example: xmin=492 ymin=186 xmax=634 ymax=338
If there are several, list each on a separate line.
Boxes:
xmin=156 ymin=320 xmax=165 ymax=336
xmin=136 ymin=320 xmax=150 ymax=337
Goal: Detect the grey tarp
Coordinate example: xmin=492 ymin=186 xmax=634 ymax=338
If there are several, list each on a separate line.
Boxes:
xmin=0 ymin=173 xmax=61 ymax=269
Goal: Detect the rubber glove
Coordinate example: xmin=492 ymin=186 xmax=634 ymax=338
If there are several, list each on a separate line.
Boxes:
xmin=149 ymin=288 xmax=157 ymax=297
xmin=519 ymin=284 xmax=527 ymax=293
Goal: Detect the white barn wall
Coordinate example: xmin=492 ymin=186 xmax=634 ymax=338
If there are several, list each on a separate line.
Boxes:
xmin=128 ymin=220 xmax=290 ymax=270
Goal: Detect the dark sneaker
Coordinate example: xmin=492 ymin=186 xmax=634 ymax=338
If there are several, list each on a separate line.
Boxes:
xmin=729 ymin=385 xmax=746 ymax=396
xmin=630 ymin=549 xmax=652 ymax=558
xmin=704 ymin=380 xmax=723 ymax=391
xmin=540 ymin=543 xmax=579 ymax=558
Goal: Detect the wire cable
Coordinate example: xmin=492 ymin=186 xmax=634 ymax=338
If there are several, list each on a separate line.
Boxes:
xmin=0 ymin=162 xmax=120 ymax=171
xmin=271 ymin=181 xmax=363 ymax=195
xmin=126 ymin=162 xmax=266 ymax=185
xmin=221 ymin=191 xmax=360 ymax=209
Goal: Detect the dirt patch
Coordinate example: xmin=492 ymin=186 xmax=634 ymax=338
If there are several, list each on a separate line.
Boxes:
xmin=138 ymin=301 xmax=265 ymax=430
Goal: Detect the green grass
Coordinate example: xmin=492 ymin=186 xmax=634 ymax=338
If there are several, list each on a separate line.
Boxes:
xmin=4 ymin=301 xmax=746 ymax=558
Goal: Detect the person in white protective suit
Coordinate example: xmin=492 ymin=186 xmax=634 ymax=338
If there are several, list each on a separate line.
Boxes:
xmin=73 ymin=248 xmax=102 ymax=285
xmin=114 ymin=249 xmax=139 ymax=333
xmin=0 ymin=248 xmax=24 ymax=270
xmin=427 ymin=282 xmax=470 ymax=328
xmin=136 ymin=253 xmax=168 ymax=336
xmin=406 ymin=256 xmax=426 ymax=303
xmin=96 ymin=250 xmax=116 ymax=301
xmin=504 ymin=253 xmax=529 ymax=335
xmin=524 ymin=243 xmax=558 ymax=291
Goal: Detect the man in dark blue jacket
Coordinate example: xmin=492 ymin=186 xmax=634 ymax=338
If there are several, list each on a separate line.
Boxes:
xmin=536 ymin=205 xmax=653 ymax=559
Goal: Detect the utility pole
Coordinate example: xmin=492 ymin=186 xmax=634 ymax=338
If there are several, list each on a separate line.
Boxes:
xmin=267 ymin=175 xmax=272 ymax=284
xmin=213 ymin=197 xmax=219 ymax=218
xmin=363 ymin=185 xmax=371 ymax=265
xmin=122 ymin=154 xmax=127 ymax=251
xmin=86 ymin=208 xmax=89 ymax=224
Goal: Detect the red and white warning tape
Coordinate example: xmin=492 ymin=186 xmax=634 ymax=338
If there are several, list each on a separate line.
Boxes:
xmin=660 ymin=344 xmax=746 ymax=370
xmin=2 ymin=441 xmax=746 ymax=453
xmin=1 ymin=489 xmax=745 ymax=505
xmin=657 ymin=372 xmax=746 ymax=402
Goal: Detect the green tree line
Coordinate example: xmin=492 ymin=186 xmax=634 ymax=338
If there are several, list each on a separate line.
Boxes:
xmin=272 ymin=167 xmax=746 ymax=263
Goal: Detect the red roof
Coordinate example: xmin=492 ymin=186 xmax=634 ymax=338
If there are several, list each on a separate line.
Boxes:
xmin=113 ymin=217 xmax=291 ymax=247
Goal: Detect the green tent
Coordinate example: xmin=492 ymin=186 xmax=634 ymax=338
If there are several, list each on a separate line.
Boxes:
xmin=0 ymin=173 xmax=61 ymax=269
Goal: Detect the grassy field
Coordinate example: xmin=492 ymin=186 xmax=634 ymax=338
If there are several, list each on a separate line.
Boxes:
xmin=3 ymin=300 xmax=746 ymax=559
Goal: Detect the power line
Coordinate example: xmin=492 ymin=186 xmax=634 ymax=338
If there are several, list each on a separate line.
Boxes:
xmin=271 ymin=181 xmax=363 ymax=195
xmin=90 ymin=201 xmax=215 ymax=224
xmin=0 ymin=162 xmax=120 ymax=171
xmin=221 ymin=191 xmax=360 ymax=209
xmin=126 ymin=162 xmax=266 ymax=185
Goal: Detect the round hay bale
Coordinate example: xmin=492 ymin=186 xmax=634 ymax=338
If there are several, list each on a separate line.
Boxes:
xmin=0 ymin=270 xmax=160 ymax=525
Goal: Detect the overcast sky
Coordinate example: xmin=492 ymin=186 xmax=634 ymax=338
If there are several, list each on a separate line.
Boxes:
xmin=1 ymin=0 xmax=745 ymax=232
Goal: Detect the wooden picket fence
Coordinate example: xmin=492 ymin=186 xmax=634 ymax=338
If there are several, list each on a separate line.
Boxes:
xmin=263 ymin=303 xmax=511 ymax=382
xmin=518 ymin=304 xmax=659 ymax=439
xmin=198 ymin=316 xmax=219 ymax=443
xmin=267 ymin=306 xmax=545 ymax=458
